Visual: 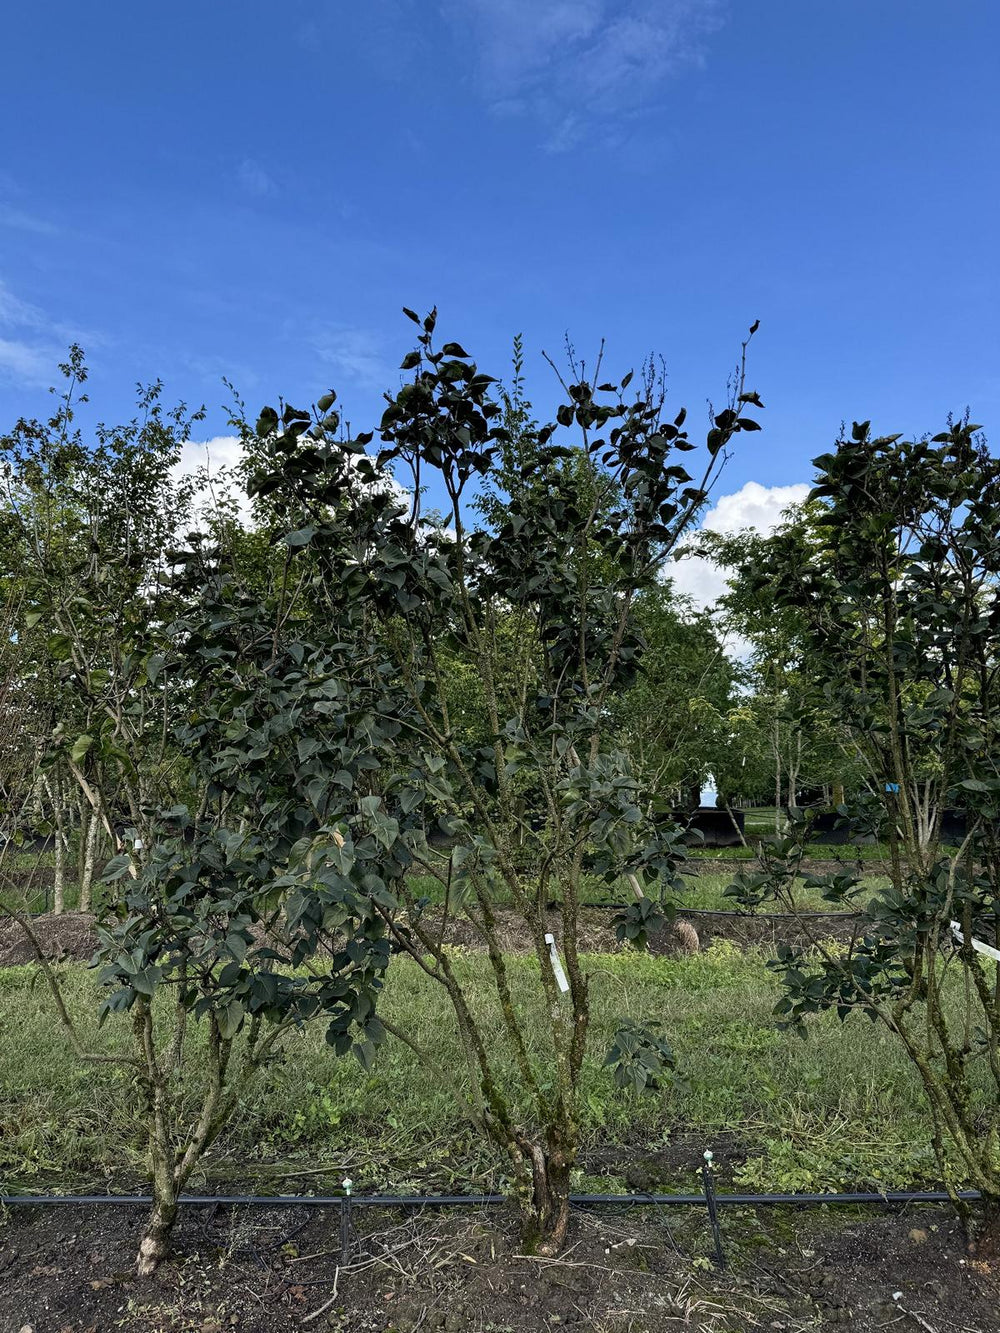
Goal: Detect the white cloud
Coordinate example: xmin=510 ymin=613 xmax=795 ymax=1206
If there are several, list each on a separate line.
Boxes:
xmin=699 ymin=480 xmax=811 ymax=539
xmin=173 ymin=435 xmax=253 ymax=525
xmin=444 ymin=0 xmax=725 ymax=148
xmin=174 ymin=434 xmax=246 ymax=481
xmin=669 ymin=480 xmax=810 ymax=612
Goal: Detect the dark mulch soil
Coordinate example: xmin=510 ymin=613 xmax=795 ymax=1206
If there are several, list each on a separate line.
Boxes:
xmin=0 ymin=910 xmax=665 ymax=968
xmin=0 ymin=904 xmax=861 ymax=970
xmin=0 ymin=913 xmax=99 ymax=968
xmin=689 ymin=911 xmax=860 ymax=951
xmin=583 ymin=1131 xmax=750 ymax=1192
xmin=1 ymin=1198 xmax=997 ymax=1332
xmin=0 ymin=868 xmax=57 ymax=888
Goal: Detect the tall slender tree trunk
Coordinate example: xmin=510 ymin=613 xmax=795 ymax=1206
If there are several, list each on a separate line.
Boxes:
xmin=44 ymin=776 xmax=66 ymax=915
xmin=773 ymin=717 xmax=782 ymax=833
xmin=53 ymin=830 xmax=66 ymax=914
xmin=78 ymin=810 xmax=99 ymax=913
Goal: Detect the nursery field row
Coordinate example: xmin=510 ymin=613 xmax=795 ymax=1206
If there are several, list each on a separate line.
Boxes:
xmin=0 ymin=944 xmax=952 ymax=1201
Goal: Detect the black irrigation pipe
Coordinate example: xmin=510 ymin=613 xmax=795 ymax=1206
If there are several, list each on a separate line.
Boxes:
xmin=2 ymin=1184 xmax=982 ymax=1269
xmin=683 ymin=907 xmax=860 ymax=919
xmin=0 ymin=1188 xmax=981 ymax=1208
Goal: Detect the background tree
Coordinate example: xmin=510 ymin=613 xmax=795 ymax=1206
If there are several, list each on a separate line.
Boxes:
xmin=1 ymin=350 xmax=203 ymax=907
xmin=703 ymin=516 xmax=866 ymax=823
xmin=612 ymin=581 xmax=736 ymax=805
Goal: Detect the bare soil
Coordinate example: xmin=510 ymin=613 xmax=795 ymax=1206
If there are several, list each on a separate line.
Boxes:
xmin=0 ymin=904 xmax=861 ymax=970
xmin=0 ymin=913 xmax=99 ymax=968
xmin=1 ymin=1197 xmax=997 ymax=1332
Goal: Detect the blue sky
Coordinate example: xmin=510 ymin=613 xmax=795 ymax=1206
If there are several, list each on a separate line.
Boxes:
xmin=1 ymin=0 xmax=997 ymax=523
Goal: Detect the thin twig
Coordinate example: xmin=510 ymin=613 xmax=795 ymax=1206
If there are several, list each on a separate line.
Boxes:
xmin=302 ymin=1271 xmax=340 ymax=1324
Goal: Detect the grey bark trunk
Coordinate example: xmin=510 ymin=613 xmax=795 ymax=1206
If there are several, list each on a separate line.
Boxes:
xmin=79 ymin=811 xmax=99 ymax=913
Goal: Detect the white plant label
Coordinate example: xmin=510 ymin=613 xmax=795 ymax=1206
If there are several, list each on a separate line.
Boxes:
xmin=544 ymin=932 xmax=571 ymax=993
xmin=950 ymin=920 xmax=1000 ymax=964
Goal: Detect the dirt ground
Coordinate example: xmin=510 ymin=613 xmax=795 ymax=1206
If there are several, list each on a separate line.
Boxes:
xmin=0 ymin=902 xmax=861 ymax=970
xmin=0 ymin=896 xmax=989 ymax=1330
xmin=0 ymin=913 xmax=99 ymax=968
xmin=1 ymin=1197 xmax=997 ymax=1332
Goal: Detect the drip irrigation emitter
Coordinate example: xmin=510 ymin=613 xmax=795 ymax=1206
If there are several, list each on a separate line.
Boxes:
xmin=701 ymin=1149 xmax=726 ymax=1269
xmin=1 ymin=1180 xmax=985 ymax=1273
xmin=340 ymin=1176 xmax=353 ymax=1264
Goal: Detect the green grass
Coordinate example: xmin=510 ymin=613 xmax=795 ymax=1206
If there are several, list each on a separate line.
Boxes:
xmin=677 ymin=871 xmax=888 ymax=913
xmin=0 ymin=943 xmax=947 ymax=1198
xmin=404 ymin=867 xmax=887 ymax=914
xmin=0 ymin=844 xmax=115 ymax=915
xmin=0 ymin=877 xmax=112 ymax=916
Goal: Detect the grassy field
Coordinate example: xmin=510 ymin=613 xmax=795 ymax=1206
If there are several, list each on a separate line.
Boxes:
xmin=0 ymin=863 xmax=889 ymax=918
xmin=0 ymin=819 xmax=909 ymax=916
xmin=402 ymin=867 xmax=888 ymax=913
xmin=0 ymin=942 xmax=949 ymax=1201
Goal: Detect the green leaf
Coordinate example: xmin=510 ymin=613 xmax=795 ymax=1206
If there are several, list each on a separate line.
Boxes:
xmin=217 ymin=1001 xmax=244 ymax=1041
xmin=224 ymin=932 xmax=248 ymax=964
xmin=284 ymin=525 xmax=317 ymax=547
xmin=70 ymin=733 xmax=94 ymax=765
xmin=256 ymin=406 xmax=279 ymax=436
xmin=46 ymin=632 xmax=73 ymax=662
xmin=131 ymin=965 xmax=161 ymax=997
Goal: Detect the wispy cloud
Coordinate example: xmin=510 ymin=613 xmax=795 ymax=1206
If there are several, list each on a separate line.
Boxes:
xmin=0 ymin=173 xmax=60 ymax=236
xmin=0 ymin=282 xmax=49 ymax=332
xmin=0 ymin=202 xmax=60 ymax=236
xmin=0 ymin=337 xmax=59 ymax=386
xmin=0 ymin=279 xmax=95 ymax=387
xmin=444 ymin=0 xmax=726 ymax=149
xmin=236 ymin=157 xmax=277 ymax=198
xmin=314 ymin=327 xmax=393 ymax=391
xmin=0 ymin=280 xmax=62 ymax=387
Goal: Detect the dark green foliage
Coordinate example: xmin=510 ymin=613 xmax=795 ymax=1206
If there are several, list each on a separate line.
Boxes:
xmin=604 ymin=1017 xmax=680 ymax=1093
xmin=720 ymin=417 xmax=1000 ymax=1243
xmin=237 ymin=308 xmax=762 ymax=1253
